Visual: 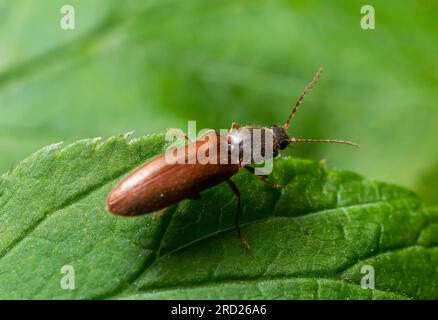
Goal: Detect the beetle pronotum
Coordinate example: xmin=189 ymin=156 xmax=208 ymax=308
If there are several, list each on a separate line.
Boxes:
xmin=106 ymin=68 xmax=358 ymax=252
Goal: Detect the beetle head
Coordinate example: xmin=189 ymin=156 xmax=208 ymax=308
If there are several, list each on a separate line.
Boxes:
xmin=270 ymin=125 xmax=290 ymax=151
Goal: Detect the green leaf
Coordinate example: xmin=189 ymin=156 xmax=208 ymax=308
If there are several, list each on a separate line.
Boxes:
xmin=0 ymin=133 xmax=437 ymax=300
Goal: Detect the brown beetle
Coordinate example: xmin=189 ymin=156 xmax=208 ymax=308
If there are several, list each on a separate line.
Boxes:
xmin=106 ymin=68 xmax=358 ymax=251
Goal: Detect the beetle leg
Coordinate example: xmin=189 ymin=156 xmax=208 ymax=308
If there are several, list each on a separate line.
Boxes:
xmin=230 ymin=122 xmax=240 ymax=131
xmin=226 ymin=179 xmax=251 ymax=253
xmin=243 ymin=166 xmax=284 ymax=189
xmin=167 ymin=128 xmax=192 ymax=143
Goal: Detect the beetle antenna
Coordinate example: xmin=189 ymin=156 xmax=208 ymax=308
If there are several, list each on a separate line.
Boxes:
xmin=289 ymin=138 xmax=359 ymax=147
xmin=284 ymin=68 xmax=324 ymax=130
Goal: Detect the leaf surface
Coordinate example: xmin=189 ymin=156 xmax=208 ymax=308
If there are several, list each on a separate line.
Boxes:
xmin=0 ymin=134 xmax=437 ymax=299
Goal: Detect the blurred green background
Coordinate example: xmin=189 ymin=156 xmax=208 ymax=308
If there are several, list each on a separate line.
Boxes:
xmin=0 ymin=0 xmax=437 ymax=203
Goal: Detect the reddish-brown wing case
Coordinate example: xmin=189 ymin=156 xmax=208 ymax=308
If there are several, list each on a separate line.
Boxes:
xmin=106 ymin=132 xmax=239 ymax=216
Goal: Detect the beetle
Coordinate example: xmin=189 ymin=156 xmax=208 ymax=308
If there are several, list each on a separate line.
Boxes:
xmin=106 ymin=68 xmax=358 ymax=252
